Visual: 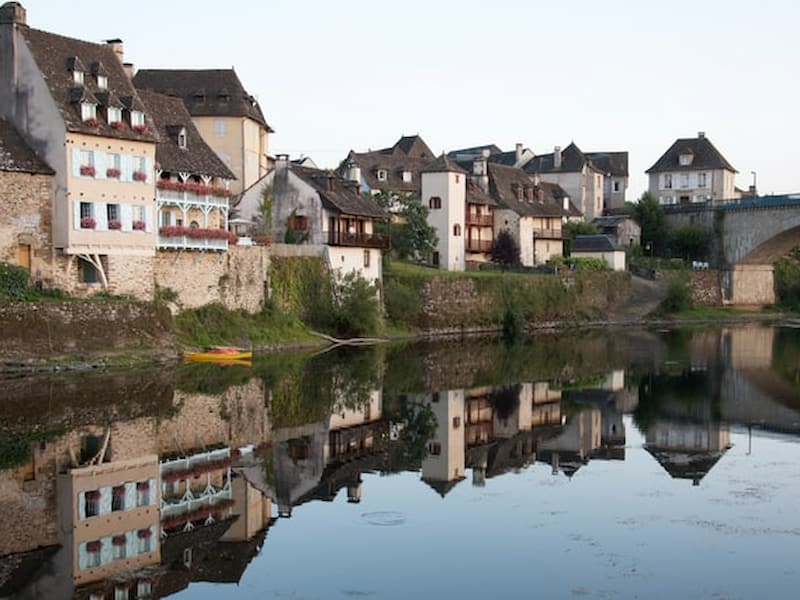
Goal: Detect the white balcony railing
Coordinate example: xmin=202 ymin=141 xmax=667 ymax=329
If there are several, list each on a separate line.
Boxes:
xmin=157 ymin=190 xmax=229 ymax=209
xmin=157 ymin=235 xmax=228 ymax=251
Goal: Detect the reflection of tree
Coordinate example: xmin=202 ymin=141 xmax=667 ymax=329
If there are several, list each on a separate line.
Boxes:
xmin=381 ymin=395 xmax=436 ymax=473
xmin=773 ymin=328 xmax=800 ymax=394
xmin=489 ymin=385 xmax=521 ymax=421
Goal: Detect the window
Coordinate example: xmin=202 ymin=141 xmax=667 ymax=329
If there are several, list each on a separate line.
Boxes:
xmin=131 ymin=111 xmax=145 ymax=128
xmin=107 ymin=203 xmax=120 ymax=225
xmin=402 ymin=170 xmax=412 ymax=183
xmin=363 ymin=249 xmax=370 ymax=268
xmin=114 ymin=587 xmax=129 ymax=600
xmin=137 ymin=581 xmax=152 ymax=598
xmin=136 ymin=481 xmax=150 ymax=507
xmin=612 ymin=180 xmax=621 ymax=192
xmin=429 ymin=196 xmax=442 ymax=209
xmin=288 ymin=214 xmax=308 ymax=231
xmin=97 ymin=74 xmax=108 ymax=90
xmin=679 ymin=153 xmax=693 ymax=166
xmin=428 ymin=442 xmax=442 ymax=456
xmin=79 ymin=149 xmax=94 ymax=176
xmin=137 ymin=529 xmax=152 ymax=554
xmin=681 ymin=174 xmax=689 ymax=188
xmin=698 ymin=172 xmax=707 ymax=188
xmin=432 ymin=251 xmax=439 ymax=266
xmin=431 ymin=392 xmax=440 ymax=403
xmin=161 ymin=210 xmax=172 ymax=227
xmin=85 ymin=540 xmax=102 ymax=567
xmin=84 ymin=490 xmax=100 ymax=518
xmin=112 ymin=535 xmax=127 ymax=560
xmin=178 ymin=127 xmax=187 ymax=149
xmin=376 ymin=169 xmax=387 ymax=182
xmin=111 ymin=484 xmax=125 ymax=511
xmin=81 ymin=102 xmax=96 ymax=121
xmin=79 ymin=257 xmax=104 ymax=284
xmin=213 ymin=118 xmax=226 ymax=137
xmin=73 ymin=70 xmax=84 ymax=85
xmin=453 ymin=224 xmax=461 ymax=236
xmin=107 ymin=106 xmax=122 ymax=124
xmin=80 ymin=201 xmax=93 ymax=219
xmin=663 ymin=174 xmax=672 ymax=189
xmin=452 ymin=416 xmax=461 ymax=429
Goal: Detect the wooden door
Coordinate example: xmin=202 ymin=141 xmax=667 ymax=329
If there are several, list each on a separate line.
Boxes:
xmin=17 ymin=244 xmax=31 ymax=271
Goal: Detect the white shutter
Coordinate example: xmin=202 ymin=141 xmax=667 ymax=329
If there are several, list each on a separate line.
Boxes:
xmin=95 ymin=151 xmax=107 ymax=180
xmin=99 ymin=487 xmax=112 ymax=514
xmin=73 ymin=200 xmax=81 ymax=230
xmin=78 ymin=491 xmax=86 ymax=520
xmin=121 ymin=204 xmax=133 ymax=231
xmin=100 ymin=536 xmax=113 ymax=565
xmin=144 ymin=156 xmax=153 ymax=183
xmin=149 ymin=478 xmax=157 ymax=505
xmin=72 ymin=148 xmax=81 ymax=177
xmin=95 ymin=202 xmax=108 ymax=230
xmin=121 ymin=154 xmax=131 ymax=182
xmin=144 ymin=206 xmax=153 ymax=232
xmin=124 ymin=482 xmax=136 ymax=510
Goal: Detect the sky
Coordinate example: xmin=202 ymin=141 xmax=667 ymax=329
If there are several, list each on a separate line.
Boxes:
xmin=19 ymin=0 xmax=800 ymax=199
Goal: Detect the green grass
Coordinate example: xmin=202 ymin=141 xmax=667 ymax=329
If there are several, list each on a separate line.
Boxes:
xmin=669 ymin=305 xmax=762 ymax=320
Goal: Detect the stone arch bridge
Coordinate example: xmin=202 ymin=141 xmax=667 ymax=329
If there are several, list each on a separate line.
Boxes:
xmin=662 ymin=195 xmax=800 ymax=305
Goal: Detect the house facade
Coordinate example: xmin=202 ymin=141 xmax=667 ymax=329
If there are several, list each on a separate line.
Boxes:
xmin=646 ymin=132 xmax=738 ymax=205
xmin=571 ymin=234 xmax=626 ymax=271
xmin=133 ymin=68 xmax=272 ymax=196
xmin=136 ymin=89 xmax=236 ymax=252
xmin=0 ymin=3 xmax=158 ymax=298
xmin=419 ymin=155 xmax=468 ymax=271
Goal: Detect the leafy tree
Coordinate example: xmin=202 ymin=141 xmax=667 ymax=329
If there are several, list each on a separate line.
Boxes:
xmin=374 ymin=192 xmax=437 ymax=262
xmin=633 ymin=192 xmax=667 ymax=256
xmin=330 ymin=270 xmax=383 ymax=338
xmin=563 ymin=221 xmax=598 ymax=256
xmin=490 ymin=229 xmax=521 ymax=269
xmin=669 ymin=224 xmax=709 ymax=261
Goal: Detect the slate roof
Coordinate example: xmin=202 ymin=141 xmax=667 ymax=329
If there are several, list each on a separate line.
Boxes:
xmin=466 ymin=180 xmax=497 ymax=207
xmin=646 ymin=135 xmax=737 ymax=173
xmin=342 ymin=135 xmax=435 ymax=193
xmin=585 ymin=151 xmax=629 ymax=177
xmin=421 ymin=153 xmax=467 ymax=174
xmin=644 ymin=448 xmax=726 ymax=483
xmin=524 ymin=142 xmax=593 ymax=174
xmin=446 ymin=144 xmax=502 ymax=160
xmin=571 ymin=235 xmax=618 ymax=253
xmin=0 ymin=118 xmax=54 ymax=174
xmin=421 ymin=476 xmax=466 ymax=498
xmin=291 ymin=166 xmax=389 ymax=219
xmin=133 ymin=68 xmax=273 ymax=131
xmin=487 ymin=150 xmax=522 ymax=166
xmin=136 ymin=89 xmax=235 ymax=180
xmin=487 ymin=163 xmax=571 ymax=218
xmin=20 ymin=27 xmax=157 ymax=142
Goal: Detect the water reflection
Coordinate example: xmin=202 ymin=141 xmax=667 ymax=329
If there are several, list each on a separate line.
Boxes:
xmin=1 ymin=324 xmax=799 ymax=599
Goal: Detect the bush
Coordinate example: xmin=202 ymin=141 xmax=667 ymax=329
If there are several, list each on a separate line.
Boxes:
xmin=662 ymin=274 xmax=693 ymax=313
xmin=570 ymin=257 xmax=609 ymax=272
xmin=775 ymin=256 xmax=800 ymax=311
xmin=0 ymin=262 xmax=29 ymax=301
xmin=330 ymin=271 xmax=383 ymax=338
xmin=384 ymin=278 xmax=421 ymax=325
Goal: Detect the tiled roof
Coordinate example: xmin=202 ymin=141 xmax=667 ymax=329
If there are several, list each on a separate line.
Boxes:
xmin=421 ymin=153 xmax=467 ymax=174
xmin=20 ymin=28 xmax=157 ymax=142
xmin=585 ymin=151 xmax=629 ymax=177
xmin=446 ymin=144 xmax=502 ymax=160
xmin=342 ymin=135 xmax=435 ymax=194
xmin=0 ymin=118 xmax=53 ymax=174
xmin=133 ymin=69 xmax=273 ymax=131
xmin=646 ymin=135 xmax=737 ymax=173
xmin=571 ymin=235 xmax=618 ymax=253
xmin=291 ymin=166 xmax=388 ymax=219
xmin=137 ymin=89 xmax=235 ymax=180
xmin=524 ymin=142 xmax=593 ymax=174
xmin=487 ymin=163 xmax=570 ymax=218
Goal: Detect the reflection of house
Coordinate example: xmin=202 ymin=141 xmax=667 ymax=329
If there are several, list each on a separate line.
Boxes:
xmin=644 ymin=420 xmax=731 ymax=485
xmin=537 ymin=408 xmax=601 ymax=477
xmin=421 ymin=390 xmax=466 ymax=497
xmin=136 ymin=89 xmax=236 ymax=252
xmin=567 ymin=389 xmax=627 ymax=459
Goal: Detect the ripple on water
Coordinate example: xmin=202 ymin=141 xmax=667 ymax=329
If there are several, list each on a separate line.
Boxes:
xmin=361 ymin=511 xmax=406 ymax=527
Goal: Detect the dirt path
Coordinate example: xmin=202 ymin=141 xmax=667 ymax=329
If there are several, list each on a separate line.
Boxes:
xmin=608 ymin=275 xmax=668 ymax=321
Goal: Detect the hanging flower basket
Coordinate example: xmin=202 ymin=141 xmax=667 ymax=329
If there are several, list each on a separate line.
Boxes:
xmin=159 ymin=225 xmax=237 ymax=243
xmin=132 ymin=220 xmax=146 ymax=231
xmin=80 ymin=165 xmax=96 ymax=177
xmin=108 ymin=219 xmax=122 ymax=230
xmin=80 ymin=217 xmax=96 ymax=229
xmin=106 ymin=167 xmax=121 ymax=179
xmin=132 ymin=170 xmax=147 ymax=182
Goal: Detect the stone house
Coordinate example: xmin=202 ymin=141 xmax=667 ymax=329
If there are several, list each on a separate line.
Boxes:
xmin=133 ymin=68 xmax=273 ymax=196
xmin=0 ymin=117 xmax=54 ymax=282
xmin=136 ymin=89 xmax=236 ymax=252
xmin=0 ymin=2 xmax=159 ymax=298
xmin=571 ymin=234 xmax=626 ymax=271
xmin=592 ymin=214 xmax=641 ymax=248
xmin=646 ymin=131 xmax=739 ymax=206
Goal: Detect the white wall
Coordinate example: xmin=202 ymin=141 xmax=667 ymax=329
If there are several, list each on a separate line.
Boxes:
xmin=327 ymin=245 xmax=382 ymax=285
xmin=421 ymin=171 xmax=465 ymax=271
xmin=573 ymin=249 xmax=626 ymax=271
xmin=421 ymin=390 xmax=465 ymax=483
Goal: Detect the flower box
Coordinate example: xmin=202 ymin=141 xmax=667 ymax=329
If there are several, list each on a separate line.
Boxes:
xmin=136 ymin=481 xmax=150 ymax=491
xmin=132 ymin=170 xmax=147 ymax=182
xmin=157 ymin=179 xmax=183 ymax=192
xmin=80 ymin=165 xmax=96 ymax=177
xmin=108 ymin=219 xmax=122 ymax=230
xmin=132 ymin=220 xmax=146 ymax=231
xmin=112 ymin=535 xmax=127 ymax=546
xmin=86 ymin=540 xmax=102 ymax=553
xmin=132 ymin=124 xmax=148 ymax=134
xmin=137 ymin=528 xmax=152 ymax=539
xmin=110 ymin=120 xmax=126 ymax=130
xmin=159 ymin=225 xmax=237 ymax=243
xmin=80 ymin=217 xmax=96 ymax=229
xmin=83 ymin=118 xmax=100 ymax=128
xmin=106 ymin=167 xmax=121 ymax=179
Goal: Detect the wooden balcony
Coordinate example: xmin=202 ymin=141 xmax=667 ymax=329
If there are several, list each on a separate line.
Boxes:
xmin=466 ymin=214 xmax=494 ymax=227
xmin=328 ymin=230 xmax=389 ymax=249
xmin=532 ymin=228 xmax=564 ymax=240
xmin=466 ymin=239 xmax=493 ymax=253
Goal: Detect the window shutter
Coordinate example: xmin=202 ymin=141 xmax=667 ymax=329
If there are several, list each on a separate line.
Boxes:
xmin=73 ymin=200 xmax=81 ymax=230
xmin=121 ymin=204 xmax=133 ymax=231
xmin=95 ymin=152 xmax=107 ymax=180
xmin=144 ymin=206 xmax=153 ymax=232
xmin=95 ymin=202 xmax=108 ymax=230
xmin=71 ymin=148 xmax=81 ymax=177
xmin=121 ymin=154 xmax=131 ymax=182
xmin=144 ymin=157 xmax=152 ymax=183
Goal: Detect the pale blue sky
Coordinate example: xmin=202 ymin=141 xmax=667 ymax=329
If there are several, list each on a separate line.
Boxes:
xmin=20 ymin=0 xmax=800 ymax=198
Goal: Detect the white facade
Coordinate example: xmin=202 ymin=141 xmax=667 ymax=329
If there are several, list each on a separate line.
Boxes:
xmin=421 ymin=390 xmax=466 ymax=484
xmin=650 ymin=168 xmax=738 ymax=205
xmin=572 ymin=249 xmax=626 ymax=271
xmin=421 ymin=170 xmax=466 ymax=271
xmin=327 ymin=245 xmax=382 ymax=285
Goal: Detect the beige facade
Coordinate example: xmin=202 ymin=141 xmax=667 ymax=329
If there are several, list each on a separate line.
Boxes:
xmin=532 ymin=215 xmax=564 ymax=264
xmin=649 ymin=168 xmax=738 ymax=205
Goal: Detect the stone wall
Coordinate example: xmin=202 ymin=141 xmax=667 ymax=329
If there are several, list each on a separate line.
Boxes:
xmin=153 ymin=245 xmax=269 ymax=313
xmin=0 ymin=300 xmax=174 ymax=363
xmin=690 ymin=270 xmax=723 ymax=305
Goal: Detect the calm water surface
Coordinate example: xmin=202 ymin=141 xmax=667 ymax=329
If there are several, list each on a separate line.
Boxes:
xmin=1 ymin=324 xmax=800 ymax=599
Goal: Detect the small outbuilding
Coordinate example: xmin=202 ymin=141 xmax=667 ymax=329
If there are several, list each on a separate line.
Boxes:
xmin=571 ymin=235 xmax=626 ymax=271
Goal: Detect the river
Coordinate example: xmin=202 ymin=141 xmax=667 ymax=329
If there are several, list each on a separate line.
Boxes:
xmin=1 ymin=323 xmax=799 ymax=599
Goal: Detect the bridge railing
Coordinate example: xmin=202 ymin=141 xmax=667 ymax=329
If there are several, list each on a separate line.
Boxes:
xmin=662 ymin=194 xmax=800 ymax=213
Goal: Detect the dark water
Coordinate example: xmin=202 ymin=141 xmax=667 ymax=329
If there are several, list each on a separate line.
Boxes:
xmin=2 ymin=324 xmax=800 ymax=599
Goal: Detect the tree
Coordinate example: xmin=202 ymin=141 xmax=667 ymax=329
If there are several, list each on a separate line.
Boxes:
xmin=490 ymin=229 xmax=521 ymax=269
xmin=669 ymin=224 xmax=709 ymax=261
xmin=374 ymin=191 xmax=437 ymax=262
xmin=563 ymin=221 xmax=598 ymax=256
xmin=633 ymin=192 xmax=667 ymax=256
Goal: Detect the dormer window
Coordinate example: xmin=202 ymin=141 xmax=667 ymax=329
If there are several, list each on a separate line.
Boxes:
xmin=131 ymin=110 xmax=145 ymax=128
xmin=107 ymin=106 xmax=122 ymax=124
xmin=402 ymin=170 xmax=412 ymax=183
xmin=81 ymin=102 xmax=96 ymax=121
xmin=178 ymin=127 xmax=187 ymax=149
xmin=376 ymin=169 xmax=387 ymax=182
xmin=73 ymin=70 xmax=84 ymax=85
xmin=679 ymin=153 xmax=694 ymax=166
xmin=97 ymin=75 xmax=108 ymax=90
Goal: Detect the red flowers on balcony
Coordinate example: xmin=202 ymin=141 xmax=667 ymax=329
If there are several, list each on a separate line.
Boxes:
xmin=83 ymin=118 xmax=100 ymax=128
xmin=132 ymin=124 xmax=148 ymax=134
xmin=106 ymin=167 xmax=121 ymax=179
xmin=80 ymin=165 xmax=96 ymax=177
xmin=132 ymin=170 xmax=147 ymax=182
xmin=108 ymin=219 xmax=122 ymax=230
xmin=156 ymin=179 xmax=232 ymax=197
xmin=132 ymin=220 xmax=146 ymax=231
xmin=86 ymin=540 xmax=102 ymax=553
xmin=110 ymin=120 xmax=126 ymax=130
xmin=159 ymin=225 xmax=237 ymax=243
xmin=80 ymin=217 xmax=96 ymax=229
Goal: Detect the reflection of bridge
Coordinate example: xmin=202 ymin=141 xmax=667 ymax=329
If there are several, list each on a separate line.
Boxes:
xmin=663 ymin=195 xmax=800 ymax=304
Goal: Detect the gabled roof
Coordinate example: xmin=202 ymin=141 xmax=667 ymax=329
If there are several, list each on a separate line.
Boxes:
xmin=291 ymin=166 xmax=388 ymax=219
xmin=133 ymin=68 xmax=273 ymax=132
xmin=421 ymin=476 xmax=465 ymax=498
xmin=393 ymin=135 xmax=434 ymax=159
xmin=487 ymin=163 xmax=570 ymax=218
xmin=644 ymin=448 xmax=726 ymax=483
xmin=20 ymin=28 xmax=157 ymax=142
xmin=524 ymin=142 xmax=591 ymax=174
xmin=136 ymin=89 xmax=235 ymax=180
xmin=585 ymin=151 xmax=629 ymax=177
xmin=571 ymin=235 xmax=618 ymax=253
xmin=0 ymin=118 xmax=54 ymax=175
xmin=446 ymin=144 xmax=503 ymax=160
xmin=646 ymin=134 xmax=737 ymax=173
xmin=421 ymin=153 xmax=467 ymax=174
xmin=342 ymin=135 xmax=435 ymax=193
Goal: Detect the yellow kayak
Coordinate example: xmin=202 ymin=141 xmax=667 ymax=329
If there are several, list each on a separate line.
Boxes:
xmin=183 ymin=346 xmax=253 ymax=362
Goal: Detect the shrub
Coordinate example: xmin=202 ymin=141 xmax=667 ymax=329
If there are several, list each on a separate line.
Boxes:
xmin=330 ymin=271 xmax=383 ymax=338
xmin=155 ymin=286 xmax=179 ymax=304
xmin=384 ymin=278 xmax=421 ymax=325
xmin=0 ymin=262 xmax=29 ymax=301
xmin=775 ymin=256 xmax=800 ymax=311
xmin=490 ymin=229 xmax=521 ymax=268
xmin=662 ymin=274 xmax=693 ymax=313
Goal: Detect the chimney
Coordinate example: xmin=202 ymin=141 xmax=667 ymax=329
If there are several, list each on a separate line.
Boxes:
xmin=0 ymin=2 xmax=26 ymax=25
xmin=122 ymin=62 xmax=135 ymax=79
xmin=104 ymin=39 xmax=124 ymax=65
xmin=326 ymin=173 xmax=335 ymax=192
xmin=554 ymin=146 xmax=562 ymax=169
xmin=346 ymin=159 xmax=361 ymax=185
xmin=472 ymin=149 xmax=490 ymax=192
xmin=698 ymin=131 xmax=706 ymax=139
xmin=515 ymin=143 xmax=523 ymax=164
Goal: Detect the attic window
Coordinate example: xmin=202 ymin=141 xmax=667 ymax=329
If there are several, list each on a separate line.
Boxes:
xmin=679 ymin=153 xmax=694 ymax=166
xmin=376 ymin=169 xmax=387 ymax=182
xmin=193 ymin=91 xmax=205 ymax=104
xmin=131 ymin=110 xmax=145 ymax=128
xmin=402 ymin=170 xmax=412 ymax=183
xmin=178 ymin=127 xmax=187 ymax=149
xmin=73 ymin=70 xmax=84 ymax=85
xmin=218 ymin=89 xmax=231 ymax=103
xmin=81 ymin=102 xmax=96 ymax=121
xmin=97 ymin=75 xmax=108 ymax=90
xmin=107 ymin=106 xmax=122 ymax=125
